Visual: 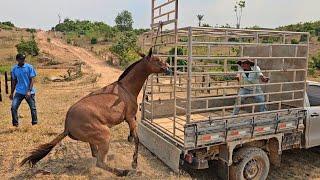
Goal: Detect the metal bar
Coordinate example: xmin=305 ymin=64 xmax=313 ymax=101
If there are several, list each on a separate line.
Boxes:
xmin=153 ymin=0 xmax=177 ymax=10
xmin=191 ymin=99 xmax=304 ymax=114
xmin=152 ymin=19 xmax=177 ymax=28
xmin=188 ymin=27 xmax=309 ymax=35
xmin=186 ymin=108 xmax=304 ymax=124
xmin=153 ymin=10 xmax=176 ymax=20
xmin=191 ymin=90 xmax=304 ymax=101
xmin=178 ymin=41 xmax=309 ymax=47
xmin=151 ymin=75 xmax=154 ymax=123
xmin=178 ymin=69 xmax=306 ymax=75
xmin=173 ymin=0 xmax=179 ymax=138
xmin=187 ymin=27 xmax=193 ymax=124
xmin=191 ymin=81 xmax=305 ymax=90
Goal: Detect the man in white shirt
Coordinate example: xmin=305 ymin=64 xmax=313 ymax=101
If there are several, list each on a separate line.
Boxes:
xmin=233 ymin=59 xmax=269 ymax=115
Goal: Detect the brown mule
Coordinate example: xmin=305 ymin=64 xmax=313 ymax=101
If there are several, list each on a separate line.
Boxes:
xmin=20 ymin=48 xmax=171 ymax=176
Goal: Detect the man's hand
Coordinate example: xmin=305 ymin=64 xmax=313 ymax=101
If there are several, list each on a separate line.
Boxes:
xmin=235 ymin=74 xmax=241 ymax=81
xmin=9 ymin=94 xmax=13 ymax=100
xmin=25 ymin=91 xmax=31 ymax=99
xmin=261 ymin=76 xmax=269 ymax=83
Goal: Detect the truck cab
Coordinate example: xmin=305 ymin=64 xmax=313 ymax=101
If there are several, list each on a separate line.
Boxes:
xmin=305 ymin=81 xmax=320 ymax=148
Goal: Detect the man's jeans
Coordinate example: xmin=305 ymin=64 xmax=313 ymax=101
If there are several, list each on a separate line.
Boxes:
xmin=11 ymin=93 xmax=38 ymax=125
xmin=233 ymin=88 xmax=267 ymax=115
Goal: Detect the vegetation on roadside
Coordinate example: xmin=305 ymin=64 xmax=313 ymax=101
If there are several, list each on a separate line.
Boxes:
xmin=0 ymin=21 xmax=15 ymax=30
xmin=52 ymin=10 xmax=148 ymax=68
xmin=278 ymin=21 xmax=320 ymax=36
xmin=16 ymin=38 xmax=39 ymax=56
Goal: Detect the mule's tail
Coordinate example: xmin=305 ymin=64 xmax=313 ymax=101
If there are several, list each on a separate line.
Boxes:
xmin=20 ymin=131 xmax=68 ymax=167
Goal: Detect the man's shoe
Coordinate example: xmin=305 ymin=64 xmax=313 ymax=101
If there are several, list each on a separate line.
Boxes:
xmin=32 ymin=122 xmax=38 ymax=126
xmin=13 ymin=124 xmax=19 ymax=127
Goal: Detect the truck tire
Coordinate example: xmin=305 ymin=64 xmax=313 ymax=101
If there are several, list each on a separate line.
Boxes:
xmin=230 ymin=147 xmax=270 ymax=180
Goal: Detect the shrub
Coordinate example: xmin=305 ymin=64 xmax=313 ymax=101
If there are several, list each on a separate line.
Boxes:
xmin=67 ymin=38 xmax=71 ymax=44
xmin=312 ymin=53 xmax=320 ymax=69
xmin=47 ymin=38 xmax=51 ymax=42
xmin=1 ymin=21 xmax=14 ymax=27
xmin=16 ymin=39 xmax=39 ymax=56
xmin=166 ymin=47 xmax=186 ymax=71
xmin=317 ymin=36 xmax=320 ymax=42
xmin=91 ymin=37 xmax=97 ymax=44
xmin=26 ymin=28 xmax=36 ymax=33
xmin=300 ymin=34 xmax=308 ymax=42
xmin=291 ymin=39 xmax=299 ymax=44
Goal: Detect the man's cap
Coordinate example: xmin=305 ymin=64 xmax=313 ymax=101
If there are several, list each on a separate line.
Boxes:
xmin=237 ymin=58 xmax=255 ymax=66
xmin=16 ymin=53 xmax=26 ymax=60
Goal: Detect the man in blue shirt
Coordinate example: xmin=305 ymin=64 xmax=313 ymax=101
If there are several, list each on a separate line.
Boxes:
xmin=9 ymin=53 xmax=38 ymax=127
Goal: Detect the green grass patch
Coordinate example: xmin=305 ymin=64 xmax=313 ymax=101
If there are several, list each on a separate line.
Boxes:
xmin=0 ymin=65 xmax=11 ymax=74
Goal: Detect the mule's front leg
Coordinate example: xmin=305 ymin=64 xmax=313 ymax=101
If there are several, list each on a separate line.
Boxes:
xmin=127 ymin=117 xmax=136 ymax=143
xmin=128 ymin=117 xmax=139 ymax=169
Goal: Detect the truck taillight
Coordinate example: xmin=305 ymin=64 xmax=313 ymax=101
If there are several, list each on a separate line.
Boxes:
xmin=185 ymin=153 xmax=193 ymax=164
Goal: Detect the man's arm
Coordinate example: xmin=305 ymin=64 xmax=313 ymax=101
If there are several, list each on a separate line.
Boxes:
xmin=256 ymin=66 xmax=269 ymax=83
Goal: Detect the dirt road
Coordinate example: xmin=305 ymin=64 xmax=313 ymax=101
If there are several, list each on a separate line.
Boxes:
xmin=37 ymin=31 xmax=121 ymax=85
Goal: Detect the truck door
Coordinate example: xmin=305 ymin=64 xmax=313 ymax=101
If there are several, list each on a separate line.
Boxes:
xmin=306 ymin=83 xmax=320 ymax=147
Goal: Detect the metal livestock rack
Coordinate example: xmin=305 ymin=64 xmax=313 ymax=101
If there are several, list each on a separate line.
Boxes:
xmin=140 ymin=0 xmax=309 ymax=148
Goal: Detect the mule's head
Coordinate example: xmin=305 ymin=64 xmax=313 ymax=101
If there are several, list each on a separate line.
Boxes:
xmin=140 ymin=48 xmax=172 ymax=75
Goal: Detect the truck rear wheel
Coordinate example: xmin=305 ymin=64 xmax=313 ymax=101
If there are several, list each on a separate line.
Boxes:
xmin=230 ymin=147 xmax=270 ymax=180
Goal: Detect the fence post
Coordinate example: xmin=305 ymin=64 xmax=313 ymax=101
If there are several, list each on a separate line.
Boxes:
xmin=0 ymin=73 xmax=2 ymax=102
xmin=4 ymin=71 xmax=9 ymax=94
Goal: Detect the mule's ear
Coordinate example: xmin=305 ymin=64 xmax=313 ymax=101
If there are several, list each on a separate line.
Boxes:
xmin=148 ymin=48 xmax=153 ymax=58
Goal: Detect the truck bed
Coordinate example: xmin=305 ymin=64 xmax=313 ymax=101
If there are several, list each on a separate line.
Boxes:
xmin=142 ymin=109 xmax=306 ymax=149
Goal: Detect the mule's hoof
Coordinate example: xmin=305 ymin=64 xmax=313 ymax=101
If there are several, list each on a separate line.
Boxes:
xmin=128 ymin=135 xmax=134 ymax=143
xmin=127 ymin=169 xmax=142 ymax=177
xmin=116 ymin=169 xmax=130 ymax=177
xmin=132 ymin=162 xmax=137 ymax=169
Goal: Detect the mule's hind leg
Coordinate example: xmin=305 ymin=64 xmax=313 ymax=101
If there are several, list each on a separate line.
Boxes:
xmin=95 ymin=127 xmax=129 ymax=176
xmin=89 ymin=143 xmax=98 ymax=157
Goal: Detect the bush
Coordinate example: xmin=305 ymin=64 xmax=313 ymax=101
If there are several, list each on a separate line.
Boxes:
xmin=300 ymin=34 xmax=308 ymax=42
xmin=317 ymin=36 xmax=320 ymax=42
xmin=26 ymin=28 xmax=36 ymax=33
xmin=47 ymin=38 xmax=51 ymax=42
xmin=166 ymin=47 xmax=186 ymax=71
xmin=1 ymin=21 xmax=14 ymax=27
xmin=291 ymin=39 xmax=299 ymax=44
xmin=312 ymin=53 xmax=320 ymax=69
xmin=67 ymin=38 xmax=71 ymax=44
xmin=16 ymin=39 xmax=39 ymax=56
xmin=91 ymin=37 xmax=97 ymax=44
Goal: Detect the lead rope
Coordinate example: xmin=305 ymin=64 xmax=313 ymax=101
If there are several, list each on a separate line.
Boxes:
xmin=152 ymin=21 xmax=164 ymax=53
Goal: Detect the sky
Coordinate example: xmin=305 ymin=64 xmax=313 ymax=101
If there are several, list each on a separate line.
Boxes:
xmin=0 ymin=0 xmax=319 ymax=30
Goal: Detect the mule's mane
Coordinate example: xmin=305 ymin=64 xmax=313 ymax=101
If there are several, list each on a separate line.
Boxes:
xmin=118 ymin=58 xmax=143 ymax=81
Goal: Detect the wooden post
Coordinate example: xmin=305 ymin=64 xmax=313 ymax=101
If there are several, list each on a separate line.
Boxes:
xmin=5 ymin=71 xmax=9 ymax=94
xmin=0 ymin=73 xmax=2 ymax=102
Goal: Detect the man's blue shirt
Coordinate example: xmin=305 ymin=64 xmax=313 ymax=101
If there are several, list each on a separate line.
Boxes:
xmin=11 ymin=63 xmax=37 ymax=95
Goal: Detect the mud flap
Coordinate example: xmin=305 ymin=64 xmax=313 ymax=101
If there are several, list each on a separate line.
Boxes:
xmin=138 ymin=122 xmax=182 ymax=173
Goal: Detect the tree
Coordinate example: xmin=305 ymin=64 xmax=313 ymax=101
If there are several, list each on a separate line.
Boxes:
xmin=234 ymin=0 xmax=246 ymax=29
xmin=110 ymin=31 xmax=139 ymax=66
xmin=115 ymin=10 xmax=134 ymax=31
xmin=197 ymin=15 xmax=204 ymax=27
